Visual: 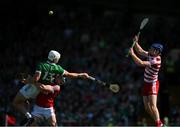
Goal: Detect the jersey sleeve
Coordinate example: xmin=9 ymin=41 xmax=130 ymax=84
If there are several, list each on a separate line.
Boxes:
xmin=56 ymin=65 xmax=65 ymax=75
xmin=35 ymin=63 xmax=42 ymax=74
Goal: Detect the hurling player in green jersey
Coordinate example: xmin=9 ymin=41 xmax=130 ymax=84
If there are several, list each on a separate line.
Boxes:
xmin=13 ymin=50 xmax=90 ymax=126
xmin=34 ymin=50 xmax=89 ymax=89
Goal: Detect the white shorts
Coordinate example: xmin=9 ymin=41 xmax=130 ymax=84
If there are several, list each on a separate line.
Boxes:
xmin=19 ymin=84 xmax=39 ymax=99
xmin=31 ymin=105 xmax=55 ymax=120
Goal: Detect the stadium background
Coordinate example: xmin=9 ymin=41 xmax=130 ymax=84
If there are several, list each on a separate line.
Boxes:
xmin=0 ymin=0 xmax=180 ymax=126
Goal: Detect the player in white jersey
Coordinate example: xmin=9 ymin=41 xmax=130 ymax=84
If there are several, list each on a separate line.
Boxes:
xmin=129 ymin=35 xmax=165 ymax=127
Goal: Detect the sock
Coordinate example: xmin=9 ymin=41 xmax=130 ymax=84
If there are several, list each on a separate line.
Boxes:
xmin=25 ymin=112 xmax=32 ymax=119
xmin=155 ymin=119 xmax=163 ymax=127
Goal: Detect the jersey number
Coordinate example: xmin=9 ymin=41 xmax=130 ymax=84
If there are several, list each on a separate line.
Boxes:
xmin=42 ymin=72 xmax=55 ymax=83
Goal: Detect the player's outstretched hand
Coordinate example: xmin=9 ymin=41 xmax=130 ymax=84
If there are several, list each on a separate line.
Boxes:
xmin=78 ymin=73 xmax=90 ymax=79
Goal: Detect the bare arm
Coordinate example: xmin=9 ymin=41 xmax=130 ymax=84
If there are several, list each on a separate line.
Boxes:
xmin=129 ymin=48 xmax=151 ymax=67
xmin=133 ymin=35 xmax=148 ymax=57
xmin=63 ymin=70 xmax=89 ymax=79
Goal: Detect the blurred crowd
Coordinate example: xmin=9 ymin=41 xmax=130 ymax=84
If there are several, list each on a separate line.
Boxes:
xmin=0 ymin=4 xmax=180 ymax=126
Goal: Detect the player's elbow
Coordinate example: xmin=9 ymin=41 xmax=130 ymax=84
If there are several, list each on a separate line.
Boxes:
xmin=137 ymin=61 xmax=145 ymax=67
xmin=140 ymin=62 xmax=149 ymax=67
xmin=139 ymin=51 xmax=144 ymax=56
xmin=136 ymin=48 xmax=147 ymax=57
xmin=137 ymin=50 xmax=145 ymax=56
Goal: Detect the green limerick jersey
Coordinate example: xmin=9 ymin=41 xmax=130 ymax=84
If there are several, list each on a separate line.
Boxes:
xmin=35 ymin=61 xmax=65 ymax=84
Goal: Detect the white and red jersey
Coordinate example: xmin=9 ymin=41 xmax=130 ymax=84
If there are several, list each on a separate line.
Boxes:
xmin=35 ymin=84 xmax=60 ymax=108
xmin=144 ymin=55 xmax=161 ymax=83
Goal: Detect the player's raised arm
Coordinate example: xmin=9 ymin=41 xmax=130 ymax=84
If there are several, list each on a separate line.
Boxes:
xmin=133 ymin=35 xmax=148 ymax=57
xmin=129 ymin=48 xmax=151 ymax=67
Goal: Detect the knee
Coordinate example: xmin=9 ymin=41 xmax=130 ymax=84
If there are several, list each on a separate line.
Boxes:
xmin=150 ymin=104 xmax=157 ymax=111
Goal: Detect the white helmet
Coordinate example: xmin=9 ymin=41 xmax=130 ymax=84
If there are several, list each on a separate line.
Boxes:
xmin=48 ymin=50 xmax=61 ymax=63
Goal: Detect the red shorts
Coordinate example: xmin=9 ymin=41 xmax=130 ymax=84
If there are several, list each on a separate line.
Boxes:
xmin=142 ymin=81 xmax=159 ymax=96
